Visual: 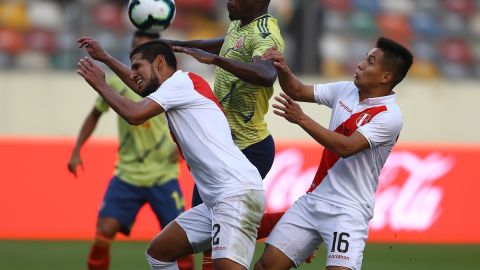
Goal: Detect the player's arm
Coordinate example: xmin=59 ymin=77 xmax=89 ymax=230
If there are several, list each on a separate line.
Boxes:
xmin=77 ymin=57 xmax=164 ymax=125
xmin=77 ymin=37 xmax=141 ymax=94
xmin=262 ymin=48 xmax=315 ymax=102
xmin=67 ymin=107 xmax=102 ymax=177
xmin=174 ymin=46 xmax=277 ymax=87
xmin=166 ymin=38 xmax=224 ymax=55
xmin=273 ymin=93 xmax=369 ymax=158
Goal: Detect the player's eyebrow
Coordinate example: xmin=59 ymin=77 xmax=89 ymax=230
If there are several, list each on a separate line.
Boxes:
xmin=131 ymin=63 xmax=140 ymax=70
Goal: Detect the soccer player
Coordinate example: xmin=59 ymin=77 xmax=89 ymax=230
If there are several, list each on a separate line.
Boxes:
xmin=170 ymin=0 xmax=284 ymax=196
xmin=76 ymin=40 xmax=266 ymax=270
xmin=168 ymin=1 xmax=285 ymax=265
xmin=68 ymin=31 xmax=192 ymax=270
xmin=253 ymin=37 xmax=413 ymax=270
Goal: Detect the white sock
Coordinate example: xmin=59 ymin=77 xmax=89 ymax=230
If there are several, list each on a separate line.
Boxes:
xmin=145 ymin=252 xmax=179 ymax=270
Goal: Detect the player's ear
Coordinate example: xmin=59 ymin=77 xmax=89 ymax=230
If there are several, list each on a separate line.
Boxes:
xmin=154 ymin=55 xmax=166 ymax=69
xmin=382 ymin=71 xmax=393 ymax=84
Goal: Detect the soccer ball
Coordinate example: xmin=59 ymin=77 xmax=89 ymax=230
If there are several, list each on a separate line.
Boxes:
xmin=128 ymin=0 xmax=176 ymax=33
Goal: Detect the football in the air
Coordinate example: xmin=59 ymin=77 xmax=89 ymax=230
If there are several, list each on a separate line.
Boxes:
xmin=128 ymin=0 xmax=176 ymax=33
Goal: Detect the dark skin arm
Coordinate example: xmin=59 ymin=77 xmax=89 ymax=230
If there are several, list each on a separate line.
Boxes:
xmin=273 ymin=93 xmax=370 ymax=158
xmin=174 ymin=46 xmax=278 ymax=87
xmin=67 ymin=107 xmax=102 ymax=177
xmin=262 ymin=47 xmax=315 ymax=102
xmin=163 ymin=38 xmax=224 ymax=55
xmin=76 ymin=58 xmax=163 ymax=125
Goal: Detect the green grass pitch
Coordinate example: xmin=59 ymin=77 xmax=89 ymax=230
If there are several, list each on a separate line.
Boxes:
xmin=1 ymin=240 xmax=479 ymax=269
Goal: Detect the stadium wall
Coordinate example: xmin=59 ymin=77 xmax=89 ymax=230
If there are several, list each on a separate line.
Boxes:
xmin=1 ymin=72 xmax=479 ymax=143
xmin=1 ymin=137 xmax=479 ymax=244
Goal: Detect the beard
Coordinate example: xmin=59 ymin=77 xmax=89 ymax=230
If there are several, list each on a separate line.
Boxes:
xmin=227 ymin=6 xmax=238 ymax=21
xmin=228 ymin=12 xmax=237 ymax=21
xmin=139 ymin=74 xmax=160 ymax=98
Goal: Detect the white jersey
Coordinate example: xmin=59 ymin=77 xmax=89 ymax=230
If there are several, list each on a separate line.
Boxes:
xmin=308 ymin=81 xmax=403 ymax=219
xmin=148 ymin=70 xmax=263 ymax=207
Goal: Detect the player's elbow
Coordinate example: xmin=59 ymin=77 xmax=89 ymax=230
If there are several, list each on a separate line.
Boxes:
xmin=335 ymin=143 xmax=357 ymax=158
xmin=257 ymin=74 xmax=276 ymax=87
xmin=124 ymin=113 xmax=147 ymax=126
xmin=285 ymin=91 xmax=303 ymax=101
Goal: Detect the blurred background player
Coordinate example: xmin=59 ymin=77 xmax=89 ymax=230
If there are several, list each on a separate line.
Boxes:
xmin=67 ymin=31 xmax=193 ymax=270
xmin=254 ymin=37 xmax=413 ymax=270
xmin=170 ymin=1 xmax=285 ymax=267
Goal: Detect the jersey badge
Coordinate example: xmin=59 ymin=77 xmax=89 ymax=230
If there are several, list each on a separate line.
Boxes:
xmin=234 ymin=36 xmax=245 ymax=51
xmin=355 ymin=113 xmax=371 ymax=127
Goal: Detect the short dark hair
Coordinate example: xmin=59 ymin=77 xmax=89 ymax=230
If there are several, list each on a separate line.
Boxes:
xmin=376 ymin=37 xmax=413 ymax=88
xmin=133 ymin=30 xmax=160 ymax=40
xmin=130 ymin=40 xmax=177 ymax=70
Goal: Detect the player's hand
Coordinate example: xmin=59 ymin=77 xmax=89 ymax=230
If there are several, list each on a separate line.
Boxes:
xmin=67 ymin=152 xmax=84 ymax=177
xmin=272 ymin=93 xmax=307 ymax=125
xmin=77 ymin=57 xmax=108 ymax=91
xmin=77 ymin=37 xmax=109 ymax=62
xmin=173 ymin=46 xmax=217 ymax=65
xmin=261 ymin=47 xmax=288 ymax=73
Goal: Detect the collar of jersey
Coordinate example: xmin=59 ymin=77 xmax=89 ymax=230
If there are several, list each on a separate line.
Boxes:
xmin=236 ymin=14 xmax=272 ymax=29
xmin=357 ymin=91 xmax=397 ymax=106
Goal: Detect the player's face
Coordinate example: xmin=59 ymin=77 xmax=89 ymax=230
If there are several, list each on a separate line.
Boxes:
xmin=227 ymin=0 xmax=257 ymax=21
xmin=353 ymin=48 xmax=387 ymax=90
xmin=130 ymin=53 xmax=160 ymax=97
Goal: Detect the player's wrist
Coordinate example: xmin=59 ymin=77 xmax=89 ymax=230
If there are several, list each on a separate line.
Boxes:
xmin=100 ymin=53 xmax=114 ymax=64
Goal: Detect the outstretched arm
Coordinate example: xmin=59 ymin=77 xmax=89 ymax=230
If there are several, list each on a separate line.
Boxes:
xmin=174 ymin=46 xmax=278 ymax=87
xmin=77 ymin=37 xmax=140 ymax=94
xmin=67 ymin=107 xmax=102 ymax=177
xmin=165 ymin=38 xmax=224 ymax=55
xmin=77 ymin=57 xmax=163 ymax=125
xmin=273 ymin=93 xmax=369 ymax=158
xmin=262 ymin=48 xmax=315 ymax=102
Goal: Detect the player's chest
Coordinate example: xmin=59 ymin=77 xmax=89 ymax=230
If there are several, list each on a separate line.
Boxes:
xmin=220 ymin=31 xmax=251 ymax=59
xmin=331 ymin=100 xmax=384 ymax=135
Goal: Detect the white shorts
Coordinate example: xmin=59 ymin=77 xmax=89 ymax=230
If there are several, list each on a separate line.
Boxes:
xmin=265 ymin=194 xmax=369 ymax=270
xmin=176 ymin=190 xmax=266 ymax=269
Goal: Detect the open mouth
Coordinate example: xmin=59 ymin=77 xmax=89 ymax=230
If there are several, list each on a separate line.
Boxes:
xmin=136 ymin=79 xmax=144 ymax=86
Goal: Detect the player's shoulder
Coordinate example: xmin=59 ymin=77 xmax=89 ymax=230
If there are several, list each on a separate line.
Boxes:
xmin=315 ymin=81 xmax=356 ymax=95
xmin=249 ymin=15 xmax=280 ymax=36
xmin=373 ymin=101 xmax=403 ymax=131
xmin=107 ymin=75 xmax=131 ymax=95
xmin=107 ymin=75 xmax=123 ymax=87
xmin=162 ymin=70 xmax=210 ymax=93
xmin=164 ymin=70 xmax=189 ymax=86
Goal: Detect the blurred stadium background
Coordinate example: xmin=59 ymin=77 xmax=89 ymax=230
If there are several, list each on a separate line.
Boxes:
xmin=1 ymin=0 xmax=480 ymax=269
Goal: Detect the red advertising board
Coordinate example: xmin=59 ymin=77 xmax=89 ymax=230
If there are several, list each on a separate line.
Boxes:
xmin=0 ymin=137 xmax=479 ymax=243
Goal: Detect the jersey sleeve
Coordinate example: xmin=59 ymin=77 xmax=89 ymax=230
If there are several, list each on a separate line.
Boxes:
xmin=147 ymin=74 xmax=191 ymax=111
xmin=313 ymin=81 xmax=351 ymax=108
xmin=356 ymin=111 xmax=403 ymax=148
xmin=249 ymin=17 xmax=285 ymax=58
xmin=94 ymin=95 xmax=109 ymax=113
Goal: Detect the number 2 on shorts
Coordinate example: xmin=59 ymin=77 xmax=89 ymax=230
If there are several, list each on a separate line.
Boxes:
xmin=212 ymin=224 xmax=221 ymax=245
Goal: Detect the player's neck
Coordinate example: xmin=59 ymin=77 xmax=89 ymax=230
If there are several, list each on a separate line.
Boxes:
xmin=358 ymin=87 xmax=392 ymax=102
xmin=158 ymin=68 xmax=176 ymax=85
xmin=240 ymin=8 xmax=268 ymax=27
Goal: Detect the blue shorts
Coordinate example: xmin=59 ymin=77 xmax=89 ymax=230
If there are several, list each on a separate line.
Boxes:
xmin=99 ymin=176 xmax=185 ymax=236
xmin=192 ymin=135 xmax=275 ymax=207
